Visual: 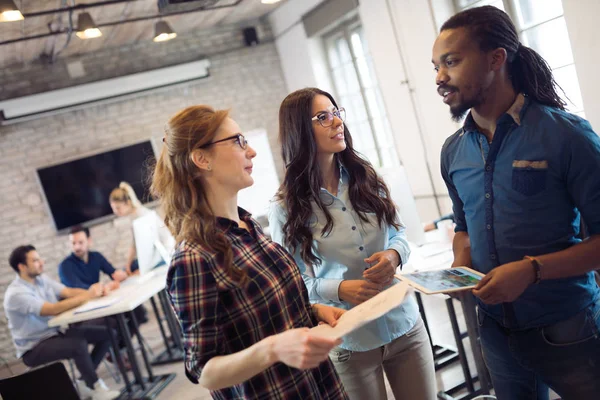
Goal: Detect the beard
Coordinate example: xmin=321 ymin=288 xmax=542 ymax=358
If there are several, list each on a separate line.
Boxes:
xmin=449 ymin=86 xmax=485 ymax=122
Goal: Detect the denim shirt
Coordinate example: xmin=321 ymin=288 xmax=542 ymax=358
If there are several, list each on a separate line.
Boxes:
xmin=441 ymin=94 xmax=600 ymax=329
xmin=269 ymin=166 xmax=419 ymax=351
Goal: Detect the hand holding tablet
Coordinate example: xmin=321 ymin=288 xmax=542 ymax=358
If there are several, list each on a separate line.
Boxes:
xmin=395 ymin=266 xmax=484 ymax=294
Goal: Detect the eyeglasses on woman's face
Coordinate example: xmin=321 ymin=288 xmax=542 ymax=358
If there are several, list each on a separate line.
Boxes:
xmin=311 ymin=107 xmax=346 ymax=127
xmin=200 ymin=133 xmax=248 ymax=150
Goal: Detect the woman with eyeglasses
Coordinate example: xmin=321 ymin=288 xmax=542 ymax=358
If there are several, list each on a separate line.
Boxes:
xmin=269 ymin=88 xmax=436 ymax=400
xmin=150 ymin=105 xmax=348 ymax=399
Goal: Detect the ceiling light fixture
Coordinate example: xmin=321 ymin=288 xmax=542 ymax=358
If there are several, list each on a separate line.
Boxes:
xmin=0 ymin=0 xmax=24 ymax=22
xmin=76 ymin=12 xmax=102 ymax=39
xmin=261 ymin=0 xmax=281 ymax=4
xmin=153 ymin=20 xmax=177 ymax=42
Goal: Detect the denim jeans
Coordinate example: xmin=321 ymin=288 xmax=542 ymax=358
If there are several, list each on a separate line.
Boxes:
xmin=478 ymin=297 xmax=600 ymax=400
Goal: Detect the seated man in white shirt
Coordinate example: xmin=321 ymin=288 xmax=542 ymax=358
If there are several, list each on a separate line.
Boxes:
xmin=3 ymin=245 xmax=120 ymax=400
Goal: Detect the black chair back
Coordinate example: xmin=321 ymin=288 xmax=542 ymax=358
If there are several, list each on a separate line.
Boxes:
xmin=0 ymin=362 xmax=80 ymax=400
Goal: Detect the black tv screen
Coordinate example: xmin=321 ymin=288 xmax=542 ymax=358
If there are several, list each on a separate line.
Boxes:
xmin=37 ymin=141 xmax=156 ymax=232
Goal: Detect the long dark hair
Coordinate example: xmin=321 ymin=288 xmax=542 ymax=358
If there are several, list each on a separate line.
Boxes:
xmin=276 ymin=88 xmax=399 ymax=266
xmin=442 ymin=6 xmax=566 ymax=110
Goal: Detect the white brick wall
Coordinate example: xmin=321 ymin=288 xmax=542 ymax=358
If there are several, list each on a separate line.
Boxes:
xmin=0 ymin=26 xmax=288 ymax=360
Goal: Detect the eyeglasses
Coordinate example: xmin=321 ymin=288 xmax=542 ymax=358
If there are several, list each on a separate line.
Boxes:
xmin=311 ymin=107 xmax=346 ymax=127
xmin=200 ymin=133 xmax=248 ymax=150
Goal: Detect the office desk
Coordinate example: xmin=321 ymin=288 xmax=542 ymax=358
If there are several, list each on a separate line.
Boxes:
xmin=404 ymin=234 xmax=492 ymax=400
xmin=49 ymin=267 xmax=177 ymax=400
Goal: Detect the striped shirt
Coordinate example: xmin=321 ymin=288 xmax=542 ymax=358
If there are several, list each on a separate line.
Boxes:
xmin=166 ymin=208 xmax=347 ymax=400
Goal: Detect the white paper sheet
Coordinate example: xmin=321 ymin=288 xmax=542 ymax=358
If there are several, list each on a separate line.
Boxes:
xmin=73 ymin=296 xmax=122 ymax=314
xmin=309 ymin=281 xmax=410 ymax=340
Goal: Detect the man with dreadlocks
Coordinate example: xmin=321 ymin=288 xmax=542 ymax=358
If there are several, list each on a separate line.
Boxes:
xmin=432 ymin=6 xmax=600 ymax=400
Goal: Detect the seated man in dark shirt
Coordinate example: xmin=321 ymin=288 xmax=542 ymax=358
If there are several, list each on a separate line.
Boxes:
xmin=59 ymin=227 xmax=148 ymax=345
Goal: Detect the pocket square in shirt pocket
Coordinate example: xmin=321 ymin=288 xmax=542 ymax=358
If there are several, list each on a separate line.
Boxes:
xmin=512 ymin=160 xmax=548 ymax=196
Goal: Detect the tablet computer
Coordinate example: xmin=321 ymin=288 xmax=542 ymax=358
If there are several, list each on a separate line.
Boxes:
xmin=395 ymin=266 xmax=485 ymax=294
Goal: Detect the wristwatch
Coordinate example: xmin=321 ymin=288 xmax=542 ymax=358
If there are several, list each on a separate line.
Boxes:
xmin=523 ymin=256 xmax=542 ymax=284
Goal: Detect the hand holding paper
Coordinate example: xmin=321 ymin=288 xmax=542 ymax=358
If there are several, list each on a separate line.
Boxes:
xmin=310 ymin=281 xmax=410 ymax=340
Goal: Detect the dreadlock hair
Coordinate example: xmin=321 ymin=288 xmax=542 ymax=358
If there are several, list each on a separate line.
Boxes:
xmin=441 ymin=5 xmax=566 ymax=110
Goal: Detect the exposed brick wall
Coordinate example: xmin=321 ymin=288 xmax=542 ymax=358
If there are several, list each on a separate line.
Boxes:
xmin=0 ymin=23 xmax=288 ymax=361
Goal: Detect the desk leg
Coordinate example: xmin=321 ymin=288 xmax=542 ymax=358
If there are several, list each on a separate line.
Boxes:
xmin=460 ymin=294 xmax=492 ymax=394
xmin=128 ymin=311 xmax=155 ymax=382
xmin=446 ymin=298 xmax=475 ymax=393
xmin=158 ymin=291 xmax=182 ymax=350
xmin=149 ymin=297 xmax=173 ymax=359
xmin=116 ymin=313 xmax=146 ymax=390
xmin=415 ymin=292 xmax=460 ymax=370
xmin=105 ymin=317 xmax=132 ymax=394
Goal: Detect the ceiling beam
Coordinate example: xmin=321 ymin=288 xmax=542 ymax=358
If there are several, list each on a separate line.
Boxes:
xmin=0 ymin=0 xmax=243 ymax=46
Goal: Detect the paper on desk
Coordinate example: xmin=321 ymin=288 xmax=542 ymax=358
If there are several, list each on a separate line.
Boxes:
xmin=309 ymin=281 xmax=410 ymax=340
xmin=73 ymin=296 xmax=122 ymax=314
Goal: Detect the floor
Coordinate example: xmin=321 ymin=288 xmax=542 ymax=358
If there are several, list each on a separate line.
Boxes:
xmin=89 ymin=294 xmax=559 ymax=400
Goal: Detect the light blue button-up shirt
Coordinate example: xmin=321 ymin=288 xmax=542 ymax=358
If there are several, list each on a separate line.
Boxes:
xmin=3 ymin=274 xmax=65 ymax=358
xmin=269 ymin=166 xmax=419 ymax=351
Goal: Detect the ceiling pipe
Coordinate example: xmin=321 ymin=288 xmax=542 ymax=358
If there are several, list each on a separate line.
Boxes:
xmin=1 ymin=0 xmax=242 ymax=45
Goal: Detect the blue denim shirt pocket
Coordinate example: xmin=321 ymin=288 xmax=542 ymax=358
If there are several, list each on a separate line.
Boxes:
xmin=512 ymin=160 xmax=548 ymax=196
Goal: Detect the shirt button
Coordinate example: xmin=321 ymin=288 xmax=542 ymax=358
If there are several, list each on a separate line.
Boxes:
xmin=342 ymin=207 xmax=347 ymax=211
xmin=485 ymin=193 xmax=491 ymax=199
xmin=490 ymin=254 xmax=496 ymax=260
xmin=486 ymin=224 xmax=491 ymax=230
xmin=485 ymin=165 xmax=492 ymax=171
xmin=352 ymin=226 xmax=357 ymax=231
xmin=359 ymin=246 xmax=364 ymax=251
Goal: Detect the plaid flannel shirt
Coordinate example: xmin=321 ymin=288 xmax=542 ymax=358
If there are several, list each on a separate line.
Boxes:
xmin=166 ymin=208 xmax=347 ymax=400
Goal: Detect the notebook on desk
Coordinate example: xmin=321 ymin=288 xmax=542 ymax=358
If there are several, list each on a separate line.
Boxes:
xmin=73 ymin=296 xmax=122 ymax=314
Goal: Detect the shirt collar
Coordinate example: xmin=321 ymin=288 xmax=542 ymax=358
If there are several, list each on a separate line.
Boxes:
xmin=15 ymin=273 xmax=40 ymax=288
xmin=319 ymin=160 xmax=349 ymax=196
xmin=462 ymin=93 xmax=527 ymax=134
xmin=215 ymin=207 xmax=253 ymax=231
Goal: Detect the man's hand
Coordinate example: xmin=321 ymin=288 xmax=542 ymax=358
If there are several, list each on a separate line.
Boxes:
xmin=472 ymin=259 xmax=536 ymax=304
xmin=87 ymin=283 xmax=104 ymax=299
xmin=104 ymin=280 xmax=120 ymax=295
xmin=363 ymin=250 xmax=400 ymax=285
xmin=112 ymin=269 xmax=128 ymax=282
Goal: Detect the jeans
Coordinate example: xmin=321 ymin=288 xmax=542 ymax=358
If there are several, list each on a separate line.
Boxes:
xmin=478 ymin=296 xmax=600 ymax=400
xmin=329 ymin=317 xmax=436 ymax=400
xmin=22 ymin=325 xmax=114 ymax=389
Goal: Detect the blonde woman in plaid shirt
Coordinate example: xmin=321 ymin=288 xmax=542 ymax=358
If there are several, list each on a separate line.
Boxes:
xmin=150 ymin=105 xmax=348 ymax=399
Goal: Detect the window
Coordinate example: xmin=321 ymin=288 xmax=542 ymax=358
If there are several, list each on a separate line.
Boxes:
xmin=323 ymin=18 xmax=397 ymax=168
xmin=455 ymin=0 xmax=585 ymax=117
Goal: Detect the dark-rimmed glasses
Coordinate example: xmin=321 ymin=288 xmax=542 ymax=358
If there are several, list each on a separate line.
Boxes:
xmin=311 ymin=107 xmax=346 ymax=127
xmin=200 ymin=133 xmax=248 ymax=150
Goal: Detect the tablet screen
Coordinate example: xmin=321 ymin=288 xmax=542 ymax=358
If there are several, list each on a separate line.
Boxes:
xmin=400 ymin=267 xmax=483 ymax=293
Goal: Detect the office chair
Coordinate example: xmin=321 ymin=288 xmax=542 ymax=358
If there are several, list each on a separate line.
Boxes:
xmin=0 ymin=361 xmax=80 ymax=400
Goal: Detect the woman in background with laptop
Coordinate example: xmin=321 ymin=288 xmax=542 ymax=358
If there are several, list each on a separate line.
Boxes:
xmin=150 ymin=104 xmax=348 ymax=399
xmin=269 ymin=88 xmax=436 ymax=400
xmin=109 ymin=182 xmax=152 ymax=275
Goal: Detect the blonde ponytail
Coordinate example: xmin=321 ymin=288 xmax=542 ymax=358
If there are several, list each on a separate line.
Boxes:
xmin=109 ymin=181 xmax=143 ymax=209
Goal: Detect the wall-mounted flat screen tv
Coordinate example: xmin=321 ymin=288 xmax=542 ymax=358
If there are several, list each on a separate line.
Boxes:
xmin=37 ymin=141 xmax=156 ymax=233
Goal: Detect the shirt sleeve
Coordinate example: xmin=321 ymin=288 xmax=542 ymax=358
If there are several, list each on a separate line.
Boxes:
xmin=5 ymin=290 xmax=46 ymax=317
xmin=167 ymin=249 xmax=221 ymax=384
xmin=268 ymin=201 xmax=343 ymax=304
xmin=441 ymin=139 xmax=468 ymax=233
xmin=386 ymin=213 xmax=411 ymax=266
xmin=97 ymin=253 xmax=116 ymax=277
xmin=564 ymin=120 xmax=600 ymax=235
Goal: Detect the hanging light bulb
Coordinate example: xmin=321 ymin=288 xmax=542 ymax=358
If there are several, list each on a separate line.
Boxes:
xmin=0 ymin=0 xmax=24 ymax=22
xmin=153 ymin=20 xmax=177 ymax=42
xmin=76 ymin=12 xmax=102 ymax=39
